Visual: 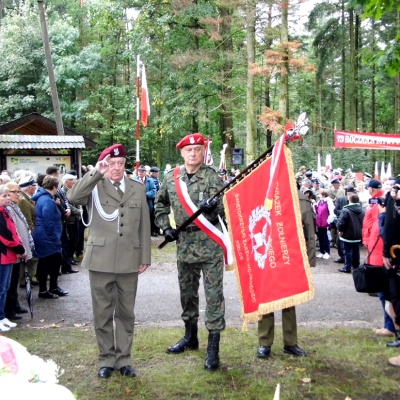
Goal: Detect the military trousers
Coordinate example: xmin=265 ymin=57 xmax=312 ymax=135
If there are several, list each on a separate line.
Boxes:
xmin=177 ymin=258 xmax=225 ymax=333
xmin=89 ymin=271 xmax=138 ymax=369
xmin=258 ymin=306 xmax=298 ymax=347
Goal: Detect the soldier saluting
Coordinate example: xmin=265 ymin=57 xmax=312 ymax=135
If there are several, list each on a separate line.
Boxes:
xmin=154 ymin=133 xmax=226 ymax=371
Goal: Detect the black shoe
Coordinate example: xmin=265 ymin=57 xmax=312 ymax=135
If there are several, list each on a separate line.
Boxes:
xmin=39 ymin=291 xmax=58 ymax=299
xmin=119 ymin=365 xmax=136 ymax=377
xmin=257 ymin=346 xmax=271 ymax=359
xmin=151 ymin=232 xmax=159 ymax=237
xmin=167 ymin=323 xmax=199 ymax=354
xmin=50 ymin=287 xmax=69 ymax=296
xmin=61 ymin=269 xmax=79 ymax=274
xmin=98 ymin=367 xmax=114 ymax=379
xmin=68 ymin=258 xmax=78 ymax=265
xmin=19 ymin=284 xmax=26 ymax=289
xmin=338 ymin=268 xmax=351 ymax=274
xmin=15 ymin=307 xmax=28 ymax=314
xmin=283 ymin=344 xmax=307 ymax=357
xmin=334 ymin=258 xmax=345 ymax=263
xmin=6 ymin=314 xmax=22 ymax=320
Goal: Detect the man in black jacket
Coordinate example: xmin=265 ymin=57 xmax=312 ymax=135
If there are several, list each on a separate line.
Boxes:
xmin=333 ymin=186 xmax=357 ymax=263
xmin=336 ymin=194 xmax=364 ymax=273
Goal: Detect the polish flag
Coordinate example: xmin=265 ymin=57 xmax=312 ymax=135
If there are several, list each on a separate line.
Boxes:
xmin=141 ymin=64 xmax=150 ymax=127
xmin=374 ymin=161 xmax=379 ymax=179
xmin=203 ymin=139 xmax=214 ymax=165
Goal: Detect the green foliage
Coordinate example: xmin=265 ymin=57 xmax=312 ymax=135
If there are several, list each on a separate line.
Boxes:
xmin=0 ymin=0 xmax=398 ymax=171
xmin=350 ymin=0 xmax=400 ymax=76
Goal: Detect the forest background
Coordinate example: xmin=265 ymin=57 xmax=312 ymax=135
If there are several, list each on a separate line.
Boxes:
xmin=0 ymin=0 xmax=399 ymax=174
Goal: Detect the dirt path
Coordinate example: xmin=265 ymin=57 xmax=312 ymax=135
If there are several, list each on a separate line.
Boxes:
xmin=15 ymin=239 xmax=383 ymax=332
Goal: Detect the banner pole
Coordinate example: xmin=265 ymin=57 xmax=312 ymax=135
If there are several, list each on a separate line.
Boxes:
xmin=158 ymin=113 xmax=309 ymax=249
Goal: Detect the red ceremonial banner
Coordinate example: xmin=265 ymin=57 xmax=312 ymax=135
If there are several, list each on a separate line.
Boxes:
xmin=224 ymin=145 xmax=314 ymax=323
xmin=335 ymin=130 xmax=400 ymax=150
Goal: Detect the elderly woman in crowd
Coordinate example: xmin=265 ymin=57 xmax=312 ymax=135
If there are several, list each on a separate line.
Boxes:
xmin=4 ymin=182 xmax=33 ymax=320
xmin=0 ymin=185 xmax=25 ymax=332
xmin=32 ymin=176 xmax=68 ymax=299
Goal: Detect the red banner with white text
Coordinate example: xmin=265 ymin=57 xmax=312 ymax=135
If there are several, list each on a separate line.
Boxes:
xmin=223 ymin=145 xmax=314 ymax=324
xmin=335 ymin=130 xmax=400 ymax=150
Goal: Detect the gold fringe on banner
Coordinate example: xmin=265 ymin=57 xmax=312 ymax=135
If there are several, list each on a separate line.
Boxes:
xmin=223 ymin=144 xmax=315 ymax=330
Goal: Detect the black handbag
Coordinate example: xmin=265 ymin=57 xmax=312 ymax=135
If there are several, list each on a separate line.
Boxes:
xmin=352 ymin=238 xmax=385 ymax=293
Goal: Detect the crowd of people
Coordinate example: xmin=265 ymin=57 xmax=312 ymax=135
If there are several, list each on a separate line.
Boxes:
xmin=297 ymin=164 xmax=400 ymax=367
xmin=2 ymin=145 xmax=400 ymax=375
xmin=0 ymin=166 xmax=88 ymax=332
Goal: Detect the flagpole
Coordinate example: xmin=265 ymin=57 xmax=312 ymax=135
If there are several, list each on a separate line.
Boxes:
xmin=135 ymin=55 xmax=141 ymax=170
xmin=158 ymin=113 xmax=310 ymax=250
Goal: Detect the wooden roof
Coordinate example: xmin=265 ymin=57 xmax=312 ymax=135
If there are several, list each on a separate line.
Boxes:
xmin=0 ymin=135 xmax=85 ymax=149
xmin=0 ymin=113 xmax=96 ymax=148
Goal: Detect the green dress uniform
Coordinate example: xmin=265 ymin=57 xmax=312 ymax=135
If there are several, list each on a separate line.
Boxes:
xmin=67 ymin=168 xmax=151 ymax=370
xmin=155 ymin=164 xmax=226 ymax=333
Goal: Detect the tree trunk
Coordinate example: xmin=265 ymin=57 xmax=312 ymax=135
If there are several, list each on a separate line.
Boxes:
xmin=341 ymin=0 xmax=346 ymax=129
xmin=264 ymin=0 xmax=274 ymax=148
xmin=348 ymin=9 xmax=357 ymax=130
xmin=394 ymin=11 xmax=400 ymax=173
xmin=371 ymin=21 xmax=376 ymax=133
xmin=0 ymin=0 xmax=4 ymax=31
xmin=245 ymin=1 xmax=256 ymax=164
xmin=279 ymin=0 xmax=289 ymax=120
xmin=37 ymin=0 xmax=65 ymax=135
xmin=218 ymin=6 xmax=235 ymax=159
xmin=394 ymin=72 xmax=400 ymax=173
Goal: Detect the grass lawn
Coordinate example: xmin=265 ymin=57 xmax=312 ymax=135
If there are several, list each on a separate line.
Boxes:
xmin=5 ymin=325 xmax=400 ymax=399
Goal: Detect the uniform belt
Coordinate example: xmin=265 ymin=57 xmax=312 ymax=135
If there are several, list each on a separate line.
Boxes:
xmin=177 ymin=218 xmax=219 ymax=233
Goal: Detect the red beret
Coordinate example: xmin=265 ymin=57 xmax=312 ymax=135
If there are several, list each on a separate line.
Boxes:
xmin=98 ymin=144 xmax=127 ymax=161
xmin=176 ymin=133 xmax=205 ymax=149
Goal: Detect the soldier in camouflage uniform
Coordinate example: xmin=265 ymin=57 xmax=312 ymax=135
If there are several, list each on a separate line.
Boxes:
xmin=154 ymin=133 xmax=225 ymax=372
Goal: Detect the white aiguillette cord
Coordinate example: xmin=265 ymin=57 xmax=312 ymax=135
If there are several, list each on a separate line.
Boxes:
xmin=80 ymin=186 xmax=120 ymax=233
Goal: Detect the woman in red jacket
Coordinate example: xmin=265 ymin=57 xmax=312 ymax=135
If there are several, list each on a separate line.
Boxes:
xmin=362 ymin=180 xmax=385 ymax=266
xmin=0 ymin=185 xmax=25 ymax=332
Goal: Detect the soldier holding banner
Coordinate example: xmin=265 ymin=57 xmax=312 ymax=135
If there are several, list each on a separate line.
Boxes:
xmin=257 ymin=188 xmax=315 ymax=359
xmin=154 ymin=133 xmax=226 ymax=372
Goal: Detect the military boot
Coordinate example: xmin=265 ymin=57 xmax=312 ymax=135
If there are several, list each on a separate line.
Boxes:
xmin=387 ymin=330 xmax=400 ymax=347
xmin=167 ymin=322 xmax=199 ymax=354
xmin=204 ymin=333 xmax=220 ymax=371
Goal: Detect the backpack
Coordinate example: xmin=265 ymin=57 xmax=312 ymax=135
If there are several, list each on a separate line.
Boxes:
xmin=316 ymin=200 xmax=330 ymax=228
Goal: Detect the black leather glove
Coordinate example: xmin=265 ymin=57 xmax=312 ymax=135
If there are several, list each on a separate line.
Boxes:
xmin=164 ymin=227 xmax=178 ymax=242
xmin=199 ymin=198 xmax=218 ymax=213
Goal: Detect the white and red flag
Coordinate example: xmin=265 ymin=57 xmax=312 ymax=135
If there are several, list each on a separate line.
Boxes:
xmin=374 ymin=162 xmax=379 ymax=179
xmin=203 ymin=139 xmax=214 ymax=165
xmin=223 ymin=140 xmax=314 ymax=324
xmin=219 ymin=144 xmax=228 ymax=181
xmin=141 ymin=64 xmax=150 ymax=127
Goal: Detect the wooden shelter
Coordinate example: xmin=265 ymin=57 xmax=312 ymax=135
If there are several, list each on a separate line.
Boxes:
xmin=0 ymin=113 xmax=96 ymax=177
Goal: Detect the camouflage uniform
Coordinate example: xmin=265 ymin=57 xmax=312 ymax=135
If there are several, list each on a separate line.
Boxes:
xmin=155 ymin=164 xmax=225 ymax=333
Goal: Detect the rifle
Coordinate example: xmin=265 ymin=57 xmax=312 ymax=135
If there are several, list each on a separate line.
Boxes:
xmin=158 ymin=112 xmax=309 ymax=249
